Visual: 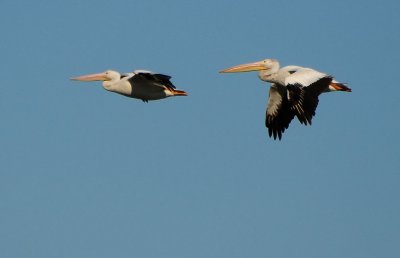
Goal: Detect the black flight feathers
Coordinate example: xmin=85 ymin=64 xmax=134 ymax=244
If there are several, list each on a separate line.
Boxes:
xmin=130 ymin=72 xmax=176 ymax=90
xmin=265 ymin=91 xmax=295 ymax=140
xmin=288 ymin=76 xmax=332 ymax=125
xmin=265 ymin=76 xmax=333 ymax=140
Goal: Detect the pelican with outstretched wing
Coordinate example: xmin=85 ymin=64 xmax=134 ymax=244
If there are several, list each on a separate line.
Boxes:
xmin=220 ymin=59 xmax=351 ymax=140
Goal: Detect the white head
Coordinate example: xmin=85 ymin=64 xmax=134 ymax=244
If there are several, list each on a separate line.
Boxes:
xmin=71 ymin=70 xmax=121 ymax=89
xmin=220 ymin=58 xmax=280 ymax=82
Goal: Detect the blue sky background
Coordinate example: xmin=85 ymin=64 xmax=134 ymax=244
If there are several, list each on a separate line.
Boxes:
xmin=1 ymin=0 xmax=399 ymax=257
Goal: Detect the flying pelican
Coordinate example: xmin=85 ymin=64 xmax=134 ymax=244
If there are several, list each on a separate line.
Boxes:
xmin=71 ymin=70 xmax=187 ymax=102
xmin=220 ymin=59 xmax=351 ymax=140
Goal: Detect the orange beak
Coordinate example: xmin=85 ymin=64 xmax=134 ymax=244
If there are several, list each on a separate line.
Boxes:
xmin=219 ymin=60 xmax=268 ymax=73
xmin=70 ymin=72 xmax=109 ymax=82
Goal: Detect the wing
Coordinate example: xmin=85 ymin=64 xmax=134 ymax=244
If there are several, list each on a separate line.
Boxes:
xmin=130 ymin=71 xmax=176 ymax=91
xmin=265 ymin=84 xmax=295 ymax=140
xmin=284 ymin=68 xmax=332 ymax=125
xmin=125 ymin=71 xmax=177 ymax=102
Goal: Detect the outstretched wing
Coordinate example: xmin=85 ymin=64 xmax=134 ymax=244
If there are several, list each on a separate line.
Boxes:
xmin=265 ymin=84 xmax=295 ymax=140
xmin=284 ymin=67 xmax=332 ymax=125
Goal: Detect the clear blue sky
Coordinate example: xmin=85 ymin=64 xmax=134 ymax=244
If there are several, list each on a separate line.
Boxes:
xmin=1 ymin=0 xmax=399 ymax=257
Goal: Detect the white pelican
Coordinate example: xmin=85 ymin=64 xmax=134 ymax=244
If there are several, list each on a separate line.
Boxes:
xmin=71 ymin=70 xmax=187 ymax=102
xmin=220 ymin=59 xmax=351 ymax=140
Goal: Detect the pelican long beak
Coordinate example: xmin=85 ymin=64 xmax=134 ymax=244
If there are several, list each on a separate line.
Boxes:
xmin=219 ymin=60 xmax=267 ymax=73
xmin=70 ymin=72 xmax=109 ymax=81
